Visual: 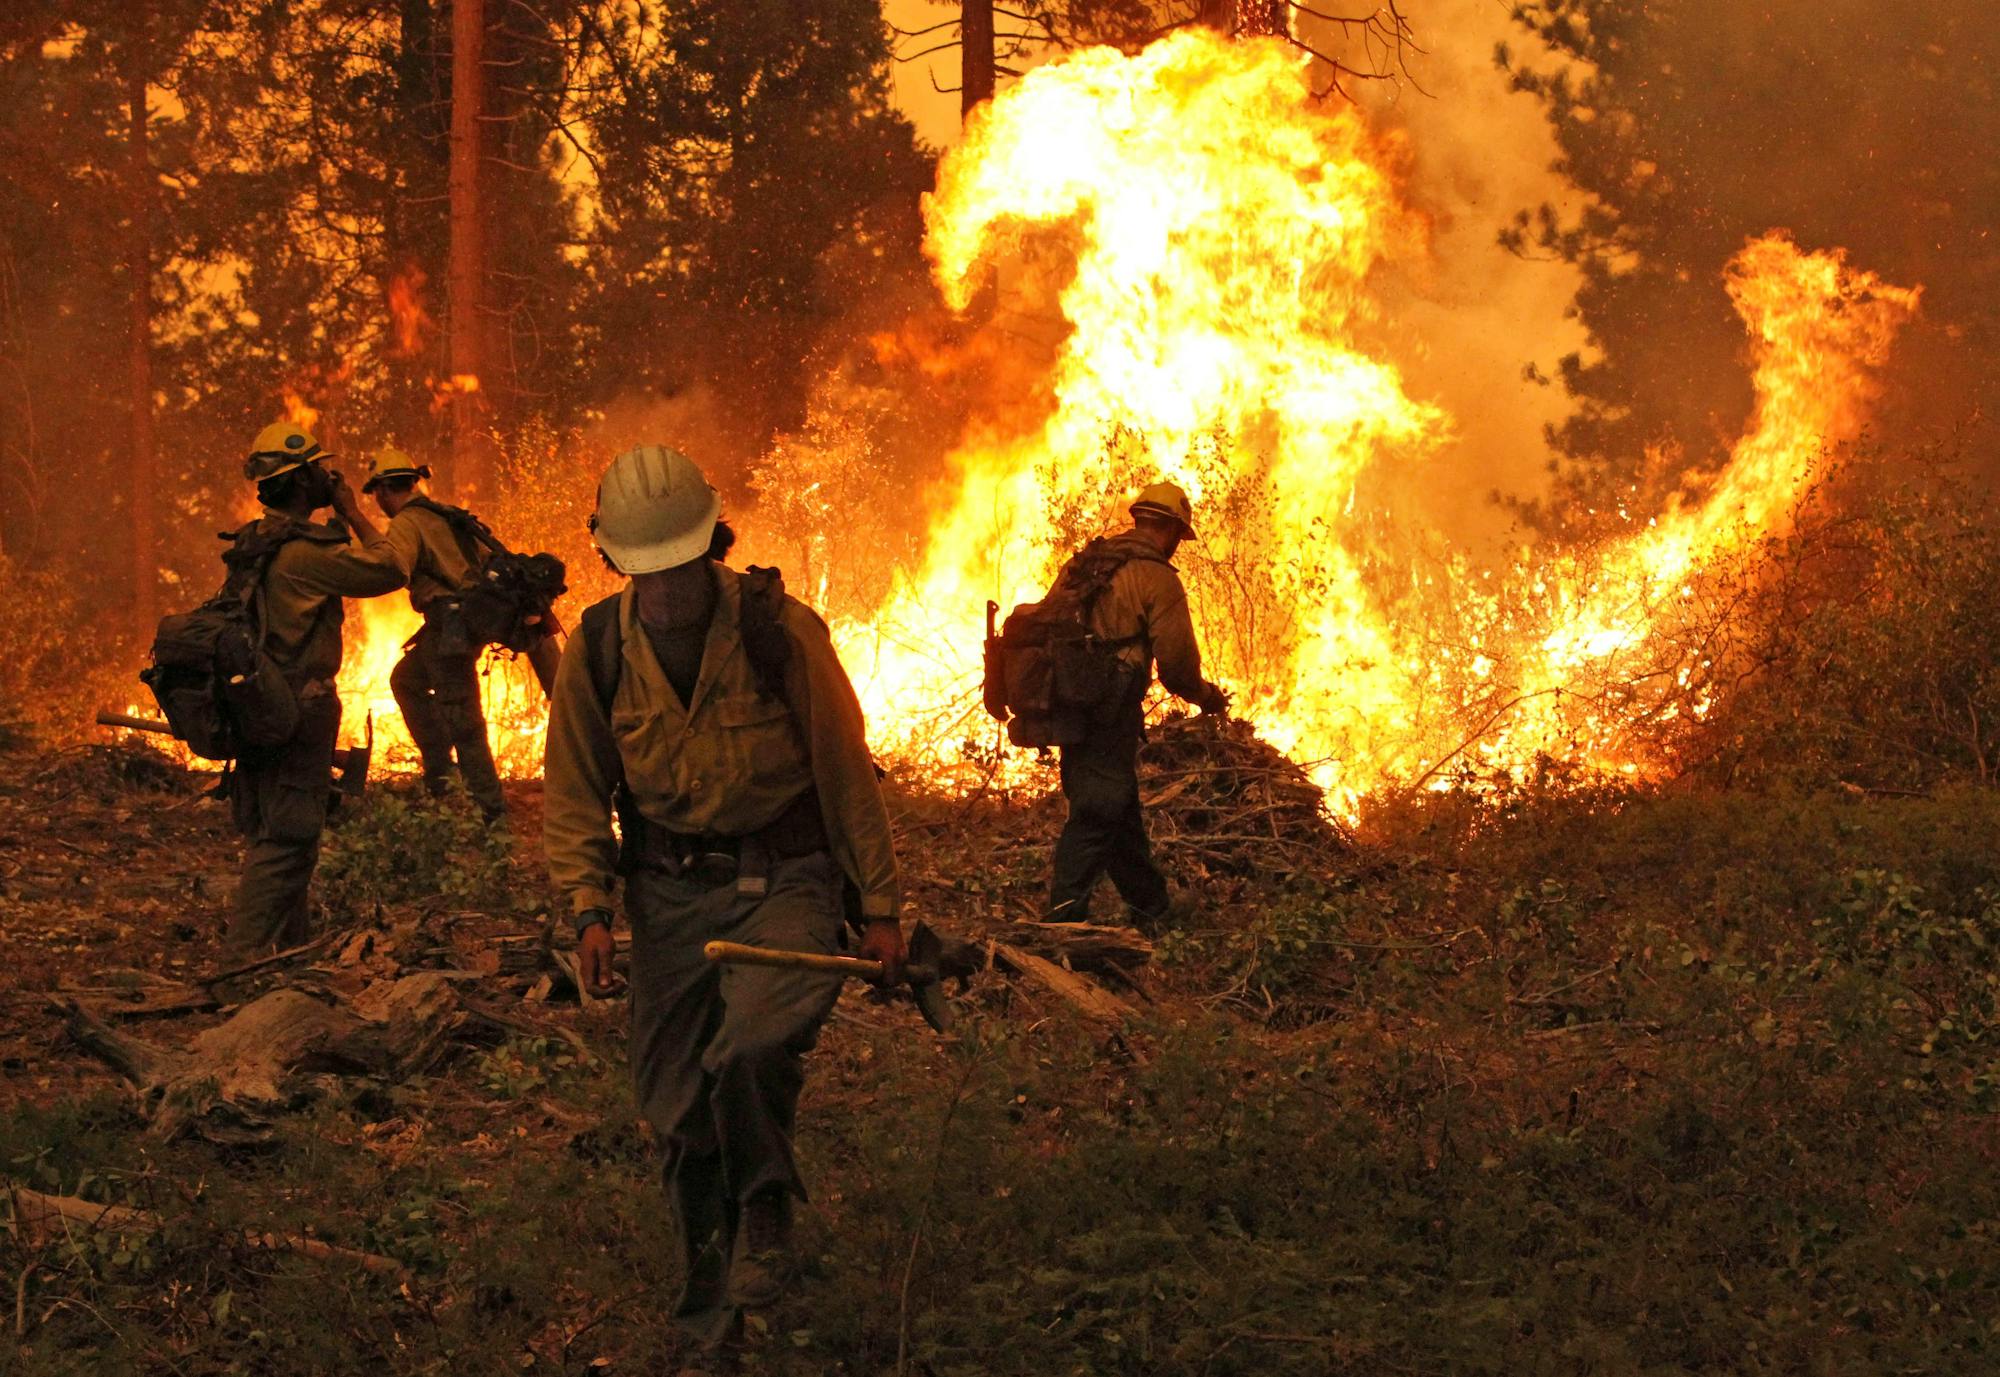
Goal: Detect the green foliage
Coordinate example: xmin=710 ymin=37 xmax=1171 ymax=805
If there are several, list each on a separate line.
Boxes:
xmin=1159 ymin=881 xmax=1360 ymax=1013
xmin=1806 ymin=870 xmax=2000 ymax=1102
xmin=316 ymin=786 xmax=512 ymax=917
xmin=796 ymin=1017 xmax=2000 ymax=1376
xmin=473 ymin=1034 xmax=600 ymax=1100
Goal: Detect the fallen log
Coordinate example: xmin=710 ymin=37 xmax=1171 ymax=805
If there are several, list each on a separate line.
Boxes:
xmin=993 ymin=944 xmax=1134 ymax=1026
xmin=7 ymin=1185 xmax=407 ymax=1277
xmin=64 ymin=971 xmax=490 ymax=1144
xmin=1000 ymin=921 xmax=1152 ymax=974
xmin=55 ymin=969 xmax=219 ymax=1021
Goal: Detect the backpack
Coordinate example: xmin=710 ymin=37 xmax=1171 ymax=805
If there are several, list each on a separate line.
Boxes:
xmin=139 ymin=524 xmax=308 ymax=761
xmin=408 ymin=497 xmax=568 ymax=653
xmin=983 ymin=537 xmax=1161 ymax=748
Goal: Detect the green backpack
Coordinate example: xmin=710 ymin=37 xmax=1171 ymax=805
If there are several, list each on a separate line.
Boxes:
xmin=140 ymin=524 xmax=307 ymax=760
xmin=984 ymin=537 xmax=1158 ymax=748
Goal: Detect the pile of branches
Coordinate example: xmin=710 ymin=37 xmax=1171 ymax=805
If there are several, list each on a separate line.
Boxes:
xmin=1138 ymin=713 xmax=1350 ymax=880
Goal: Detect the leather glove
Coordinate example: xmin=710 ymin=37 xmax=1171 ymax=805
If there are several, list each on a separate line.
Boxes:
xmin=857 ymin=918 xmax=906 ymax=986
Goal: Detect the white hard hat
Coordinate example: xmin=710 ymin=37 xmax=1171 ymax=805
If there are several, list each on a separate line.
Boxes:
xmin=591 ymin=444 xmax=721 ymax=574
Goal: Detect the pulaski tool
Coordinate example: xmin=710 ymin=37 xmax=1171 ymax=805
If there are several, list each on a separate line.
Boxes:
xmin=95 ymin=708 xmax=374 ymax=803
xmin=704 ymin=920 xmax=954 ymax=1033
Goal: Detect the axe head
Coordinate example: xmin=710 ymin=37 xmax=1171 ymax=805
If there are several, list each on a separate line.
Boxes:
xmin=332 ymin=713 xmax=374 ymax=802
xmin=904 ymin=920 xmax=953 ymax=1034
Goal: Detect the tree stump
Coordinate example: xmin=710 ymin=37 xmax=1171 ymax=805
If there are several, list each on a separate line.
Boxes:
xmin=65 ymin=972 xmax=482 ymax=1144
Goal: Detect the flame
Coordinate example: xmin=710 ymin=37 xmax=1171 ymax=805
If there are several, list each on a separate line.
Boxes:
xmin=333 ymin=596 xmax=550 ymax=777
xmin=281 ymin=389 xmax=319 ymax=432
xmin=388 ymin=265 xmax=434 ymax=357
xmin=431 ymin=372 xmax=482 ymax=414
xmin=314 ymin=30 xmax=1920 ymax=812
xmin=823 ymin=30 xmax=1920 ymax=812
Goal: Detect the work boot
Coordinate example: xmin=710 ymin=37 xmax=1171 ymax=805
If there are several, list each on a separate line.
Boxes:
xmin=1129 ymin=890 xmax=1189 ymax=936
xmin=727 ymin=1187 xmax=795 ymax=1309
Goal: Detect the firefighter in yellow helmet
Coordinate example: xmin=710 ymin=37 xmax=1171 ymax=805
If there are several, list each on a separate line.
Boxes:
xmin=543 ymin=444 xmax=903 ymax=1348
xmin=227 ymin=423 xmax=405 ymax=952
xmin=1045 ymin=479 xmax=1228 ymax=929
xmin=361 ymin=447 xmax=508 ymax=818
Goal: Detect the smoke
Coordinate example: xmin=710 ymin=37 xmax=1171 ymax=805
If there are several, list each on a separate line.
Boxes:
xmin=1343 ymin=0 xmax=1592 ymax=554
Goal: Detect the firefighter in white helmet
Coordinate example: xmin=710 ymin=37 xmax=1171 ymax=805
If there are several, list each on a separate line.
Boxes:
xmin=542 ymin=444 xmax=903 ymax=1347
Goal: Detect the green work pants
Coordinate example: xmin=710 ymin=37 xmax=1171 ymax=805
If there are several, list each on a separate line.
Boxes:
xmin=389 ymin=627 xmax=504 ymax=817
xmin=1049 ymin=709 xmax=1170 ymax=924
xmin=226 ymin=690 xmax=340 ymax=952
xmin=624 ymin=848 xmax=846 ymax=1342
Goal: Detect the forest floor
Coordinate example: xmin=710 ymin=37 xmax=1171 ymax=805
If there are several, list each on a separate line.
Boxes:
xmin=2 ymin=724 xmax=1999 ymax=1376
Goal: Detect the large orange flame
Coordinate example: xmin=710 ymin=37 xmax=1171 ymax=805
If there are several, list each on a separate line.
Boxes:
xmin=827 ymin=30 xmax=1920 ymax=812
xmin=319 ymin=30 xmax=1919 ymax=810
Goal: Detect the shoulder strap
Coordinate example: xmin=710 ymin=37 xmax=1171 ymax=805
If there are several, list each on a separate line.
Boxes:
xmin=580 ymin=592 xmax=624 ymax=717
xmin=738 ymin=566 xmax=794 ymax=701
xmin=407 ymin=495 xmax=509 ymax=560
xmin=219 ymin=521 xmax=309 ymax=650
xmin=1062 ymin=537 xmax=1145 ymax=608
xmin=1050 ymin=536 xmax=1165 ymax=648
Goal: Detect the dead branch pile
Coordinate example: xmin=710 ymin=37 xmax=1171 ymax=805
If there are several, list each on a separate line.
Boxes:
xmin=1139 ymin=714 xmax=1349 ymax=879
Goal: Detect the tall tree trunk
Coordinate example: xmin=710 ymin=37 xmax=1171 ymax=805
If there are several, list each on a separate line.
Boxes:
xmin=961 ymin=0 xmax=994 ymax=121
xmin=127 ymin=63 xmax=156 ymax=640
xmin=448 ymin=0 xmax=486 ymax=500
xmin=1200 ymin=1 xmax=1289 ymax=36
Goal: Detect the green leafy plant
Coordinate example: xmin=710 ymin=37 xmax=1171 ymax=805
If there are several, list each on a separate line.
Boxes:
xmin=317 ymin=786 xmax=514 ymax=917
xmin=474 ymin=1035 xmax=600 ymax=1100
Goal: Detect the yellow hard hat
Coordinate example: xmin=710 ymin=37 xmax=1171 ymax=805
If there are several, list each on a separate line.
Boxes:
xmin=590 ymin=444 xmax=720 ymax=574
xmin=243 ymin=421 xmax=332 ymax=483
xmin=1130 ymin=480 xmax=1195 ymax=536
xmin=361 ymin=446 xmax=431 ymax=493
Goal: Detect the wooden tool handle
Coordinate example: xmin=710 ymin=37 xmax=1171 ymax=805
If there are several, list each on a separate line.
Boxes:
xmin=703 ymin=941 xmax=883 ymax=980
xmin=96 ymin=711 xmax=173 ymax=736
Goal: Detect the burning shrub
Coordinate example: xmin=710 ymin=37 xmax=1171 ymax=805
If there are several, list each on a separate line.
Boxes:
xmin=751 ymin=374 xmax=927 ymax=618
xmin=487 ymin=419 xmax=618 ymax=614
xmin=1671 ymin=454 xmax=2000 ymax=793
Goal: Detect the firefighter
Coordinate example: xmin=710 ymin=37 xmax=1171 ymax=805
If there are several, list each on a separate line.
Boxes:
xmin=1047 ymin=480 xmax=1228 ymax=929
xmin=228 ymin=423 xmax=406 ymax=952
xmin=543 ymin=444 xmax=904 ymax=1347
xmin=362 ymin=447 xmax=507 ymax=819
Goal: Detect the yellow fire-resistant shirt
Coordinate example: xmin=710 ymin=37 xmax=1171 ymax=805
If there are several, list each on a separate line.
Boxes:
xmin=1086 ymin=530 xmax=1214 ymax=705
xmin=543 ymin=567 xmax=900 ymax=923
xmin=252 ymin=512 xmax=407 ymax=684
xmin=382 ymin=501 xmax=478 ymax=612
